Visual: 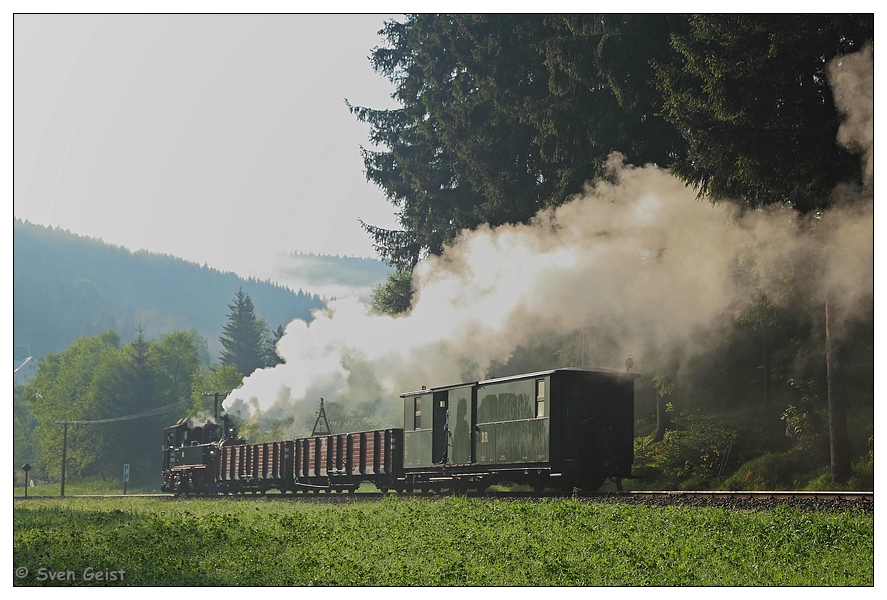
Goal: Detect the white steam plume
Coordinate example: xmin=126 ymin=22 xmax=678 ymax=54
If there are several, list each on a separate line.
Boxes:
xmin=226 ymin=46 xmax=873 ymax=417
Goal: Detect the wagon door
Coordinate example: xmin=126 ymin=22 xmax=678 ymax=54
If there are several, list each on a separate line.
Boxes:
xmin=432 ymin=391 xmax=449 ymax=464
xmin=448 ymin=387 xmax=473 ymax=465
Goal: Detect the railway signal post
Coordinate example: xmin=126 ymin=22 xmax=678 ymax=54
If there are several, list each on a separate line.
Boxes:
xmin=21 ymin=463 xmax=31 ymax=498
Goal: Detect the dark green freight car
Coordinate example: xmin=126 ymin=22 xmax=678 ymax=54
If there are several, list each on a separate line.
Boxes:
xmin=401 ymin=368 xmax=639 ymax=492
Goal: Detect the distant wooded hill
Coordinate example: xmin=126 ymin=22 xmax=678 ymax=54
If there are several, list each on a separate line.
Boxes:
xmin=279 ymin=251 xmax=393 ymax=289
xmin=13 ymin=219 xmax=388 ymax=361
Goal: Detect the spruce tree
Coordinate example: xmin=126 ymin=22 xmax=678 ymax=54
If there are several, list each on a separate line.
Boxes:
xmin=219 ymin=289 xmax=268 ymax=377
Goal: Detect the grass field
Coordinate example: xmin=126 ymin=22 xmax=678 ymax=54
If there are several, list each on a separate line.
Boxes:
xmin=13 ymin=496 xmax=873 ymax=586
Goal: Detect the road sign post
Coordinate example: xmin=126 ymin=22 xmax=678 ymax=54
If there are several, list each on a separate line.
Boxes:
xmin=22 ymin=463 xmax=31 ymax=498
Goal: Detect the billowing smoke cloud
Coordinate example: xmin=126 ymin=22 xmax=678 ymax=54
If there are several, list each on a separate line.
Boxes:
xmin=827 ymin=43 xmax=874 ymax=187
xmin=226 ymin=46 xmax=873 ymax=419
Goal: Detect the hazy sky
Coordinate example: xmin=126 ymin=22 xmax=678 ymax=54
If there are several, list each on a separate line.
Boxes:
xmin=14 ymin=14 xmax=402 ymax=282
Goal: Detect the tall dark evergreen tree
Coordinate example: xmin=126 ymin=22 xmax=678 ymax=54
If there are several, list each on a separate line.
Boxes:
xmin=655 ymin=13 xmax=873 ymax=213
xmin=354 ymin=14 xmax=871 ymax=288
xmin=91 ymin=326 xmax=164 ymax=479
xmin=350 ymin=14 xmax=684 ymax=306
xmin=219 ymin=289 xmax=268 ymax=377
xmin=358 ymin=12 xmax=681 ymax=395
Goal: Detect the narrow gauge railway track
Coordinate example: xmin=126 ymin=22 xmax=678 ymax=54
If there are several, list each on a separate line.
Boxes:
xmin=15 ymin=489 xmax=873 ymax=513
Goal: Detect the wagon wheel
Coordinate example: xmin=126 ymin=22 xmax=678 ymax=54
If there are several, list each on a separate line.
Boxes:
xmin=559 ymin=482 xmax=576 ymax=494
xmin=582 ymin=477 xmax=605 ymax=492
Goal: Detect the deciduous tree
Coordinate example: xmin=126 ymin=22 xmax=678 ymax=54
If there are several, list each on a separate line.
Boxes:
xmin=26 ymin=331 xmax=121 ymax=479
xmin=24 ymin=329 xmax=204 ymax=483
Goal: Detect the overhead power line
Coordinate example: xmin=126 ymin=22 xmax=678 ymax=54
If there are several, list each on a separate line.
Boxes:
xmin=55 ymin=399 xmax=191 ymax=425
xmin=53 ymin=398 xmax=192 ymax=497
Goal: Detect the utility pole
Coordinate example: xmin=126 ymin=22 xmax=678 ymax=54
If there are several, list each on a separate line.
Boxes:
xmin=60 ymin=421 xmax=68 ymax=497
xmin=825 ymin=293 xmax=851 ymax=483
xmin=201 ymin=391 xmax=231 ymax=422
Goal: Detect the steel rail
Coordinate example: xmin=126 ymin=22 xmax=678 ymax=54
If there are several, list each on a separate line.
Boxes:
xmin=14 ymin=490 xmax=873 ymax=502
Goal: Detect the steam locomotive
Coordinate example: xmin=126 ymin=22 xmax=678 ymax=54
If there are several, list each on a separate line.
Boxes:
xmin=161 ymin=367 xmax=639 ymax=495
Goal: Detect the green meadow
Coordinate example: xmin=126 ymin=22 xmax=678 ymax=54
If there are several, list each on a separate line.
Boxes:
xmin=13 ymin=496 xmax=872 ymax=586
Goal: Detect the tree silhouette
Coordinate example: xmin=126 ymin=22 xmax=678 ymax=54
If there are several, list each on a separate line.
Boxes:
xmin=219 ymin=289 xmax=268 ymax=377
